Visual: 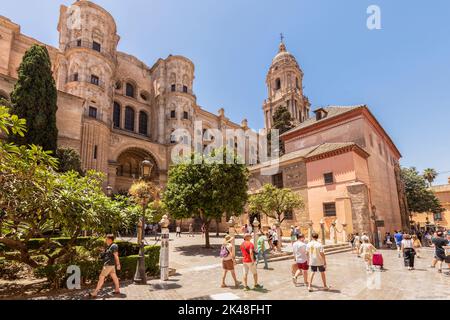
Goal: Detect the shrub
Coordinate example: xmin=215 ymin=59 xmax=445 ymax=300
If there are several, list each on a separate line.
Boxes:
xmin=34 ymin=246 xmax=161 ymax=289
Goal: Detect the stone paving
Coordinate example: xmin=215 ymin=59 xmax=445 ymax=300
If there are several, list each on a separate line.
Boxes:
xmin=31 ymin=233 xmax=450 ymax=300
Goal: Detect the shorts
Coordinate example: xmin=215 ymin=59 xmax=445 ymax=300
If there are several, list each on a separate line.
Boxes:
xmin=222 ymin=259 xmax=235 ymax=271
xmin=273 ymin=240 xmax=279 ymax=247
xmin=243 ymin=262 xmax=257 ymax=275
xmin=435 ymin=254 xmax=446 ymax=262
xmin=311 ymin=265 xmax=326 ymax=273
xmin=100 ymin=265 xmax=116 ymax=277
xmin=296 ymin=262 xmax=309 ymax=271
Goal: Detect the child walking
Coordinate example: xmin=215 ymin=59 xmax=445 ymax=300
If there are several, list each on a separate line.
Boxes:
xmin=359 ymin=238 xmax=376 ymax=272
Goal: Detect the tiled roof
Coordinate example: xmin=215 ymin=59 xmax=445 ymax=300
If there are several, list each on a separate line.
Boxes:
xmin=281 ymin=105 xmax=366 ymax=137
xmin=304 ymin=142 xmax=359 ymax=158
xmin=249 ymin=142 xmax=366 ymax=171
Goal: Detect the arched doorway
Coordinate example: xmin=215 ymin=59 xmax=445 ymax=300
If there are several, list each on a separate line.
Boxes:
xmin=114 ymin=148 xmax=160 ymax=193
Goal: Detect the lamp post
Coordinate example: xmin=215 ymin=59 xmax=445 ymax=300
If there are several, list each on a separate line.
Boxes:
xmin=133 ymin=160 xmax=153 ymax=285
xmin=159 ymin=214 xmax=170 ymax=281
xmin=320 ymin=218 xmax=326 ymax=245
xmin=253 ymin=218 xmax=260 ymax=246
xmin=106 ymin=185 xmax=113 ymax=198
xmin=371 ymin=205 xmax=380 ymax=249
xmin=228 ymin=216 xmax=236 ymax=255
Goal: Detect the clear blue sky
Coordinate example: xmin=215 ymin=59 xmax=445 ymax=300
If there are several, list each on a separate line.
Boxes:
xmin=2 ymin=0 xmax=450 ymax=184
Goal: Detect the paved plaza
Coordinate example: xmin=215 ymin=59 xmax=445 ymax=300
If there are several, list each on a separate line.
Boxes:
xmin=27 ymin=233 xmax=450 ymax=300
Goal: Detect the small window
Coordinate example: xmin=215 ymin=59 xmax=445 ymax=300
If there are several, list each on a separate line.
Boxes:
xmin=284 ymin=210 xmax=294 ymax=220
xmin=77 ymin=39 xmax=82 ymax=47
xmin=91 ymin=75 xmax=100 ymax=86
xmin=183 ymin=111 xmax=189 ymax=120
xmin=88 ymin=106 xmax=98 ymax=119
xmin=171 ymin=84 xmax=176 ymax=92
xmin=275 ymin=78 xmax=281 ymax=90
xmin=170 ymin=130 xmax=176 ymax=144
xmin=73 ymin=73 xmax=79 ymax=82
xmin=324 ymin=172 xmax=334 ymax=185
xmin=93 ymin=41 xmax=101 ymax=52
xmin=126 ymin=83 xmax=135 ymax=98
xmin=140 ymin=93 xmax=148 ymax=101
xmin=170 ymin=110 xmax=176 ymax=119
xmin=323 ymin=203 xmax=336 ymax=217
xmin=183 ymin=86 xmax=188 ymax=93
xmin=369 ymin=134 xmax=374 ymax=148
xmin=93 ymin=145 xmax=98 ymax=160
xmin=115 ymin=81 xmax=122 ymax=90
xmin=272 ymin=173 xmax=284 ymax=189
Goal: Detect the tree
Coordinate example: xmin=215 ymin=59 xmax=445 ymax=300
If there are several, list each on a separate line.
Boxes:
xmin=162 ymin=149 xmax=249 ymax=248
xmin=56 ymin=148 xmax=83 ymax=174
xmin=423 ymin=168 xmax=438 ymax=187
xmin=9 ymin=44 xmax=58 ymax=153
xmin=0 ymin=106 xmax=124 ymax=268
xmin=401 ymin=167 xmax=444 ymax=215
xmin=267 ymin=106 xmax=294 ymax=155
xmin=248 ymin=184 xmax=304 ymax=224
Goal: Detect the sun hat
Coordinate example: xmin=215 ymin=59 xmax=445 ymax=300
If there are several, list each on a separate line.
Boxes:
xmin=243 ymin=233 xmax=252 ymax=240
xmin=224 ymin=235 xmax=234 ymax=243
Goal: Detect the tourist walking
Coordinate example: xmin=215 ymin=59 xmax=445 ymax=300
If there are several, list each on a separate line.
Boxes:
xmin=176 ymin=225 xmax=182 ymax=238
xmin=267 ymin=228 xmax=274 ymax=251
xmin=220 ymin=235 xmax=239 ymax=288
xmin=271 ymin=228 xmax=279 ymax=252
xmin=240 ymin=233 xmax=263 ymax=291
xmin=290 ymin=226 xmax=296 ymax=244
xmin=188 ymin=223 xmax=194 ymax=237
xmin=353 ymin=233 xmax=361 ymax=257
xmin=430 ymin=231 xmax=449 ymax=273
xmin=292 ymin=233 xmax=309 ymax=287
xmin=306 ymin=233 xmax=330 ymax=292
xmin=89 ymin=234 xmax=121 ymax=298
xmin=359 ymin=238 xmax=376 ymax=272
xmin=394 ymin=230 xmax=403 ymax=258
xmin=256 ymin=231 xmax=269 ymax=270
xmin=412 ymin=234 xmax=422 ymax=258
xmin=401 ymin=233 xmax=416 ymax=270
xmin=201 ymin=224 xmax=206 ymax=238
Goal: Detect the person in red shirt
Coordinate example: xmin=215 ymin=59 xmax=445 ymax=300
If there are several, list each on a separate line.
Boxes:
xmin=240 ymin=233 xmax=263 ymax=291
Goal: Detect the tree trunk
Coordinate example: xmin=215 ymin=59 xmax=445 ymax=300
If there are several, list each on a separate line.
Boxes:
xmin=216 ymin=218 xmax=220 ymax=237
xmin=204 ymin=221 xmax=211 ymax=248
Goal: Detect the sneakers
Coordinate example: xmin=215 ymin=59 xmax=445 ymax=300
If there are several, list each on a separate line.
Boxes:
xmin=243 ymin=286 xmax=251 ymax=291
xmin=292 ymin=276 xmax=297 ymax=285
xmin=254 ymin=284 xmax=264 ymax=290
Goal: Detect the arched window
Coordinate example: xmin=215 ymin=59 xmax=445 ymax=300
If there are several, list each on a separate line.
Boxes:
xmin=275 ymin=78 xmax=281 ymax=90
xmin=125 ymin=106 xmax=135 ymax=131
xmin=113 ymin=102 xmax=121 ymax=128
xmin=139 ymin=111 xmax=148 ymax=136
xmin=126 ymin=83 xmax=135 ymax=98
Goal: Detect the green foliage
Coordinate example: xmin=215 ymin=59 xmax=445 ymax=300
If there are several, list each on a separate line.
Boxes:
xmin=267 ymin=106 xmax=294 ymax=156
xmin=248 ymin=184 xmax=304 ymax=223
xmin=34 ymin=246 xmax=160 ymax=289
xmin=423 ymin=168 xmax=438 ymax=187
xmin=162 ymin=148 xmax=249 ymax=247
xmin=56 ymin=148 xmax=83 ymax=174
xmin=9 ymin=44 xmax=58 ymax=153
xmin=401 ymin=167 xmax=444 ymax=214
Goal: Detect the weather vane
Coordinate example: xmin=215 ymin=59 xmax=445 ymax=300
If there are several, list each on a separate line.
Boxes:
xmin=280 ymin=33 xmax=285 ymax=43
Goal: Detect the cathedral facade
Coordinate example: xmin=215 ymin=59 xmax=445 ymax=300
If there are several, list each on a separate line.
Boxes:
xmin=0 ymin=0 xmax=409 ymax=236
xmin=0 ymin=0 xmax=244 ymax=194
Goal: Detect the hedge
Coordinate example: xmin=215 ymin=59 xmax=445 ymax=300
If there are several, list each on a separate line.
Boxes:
xmin=34 ymin=245 xmax=160 ymax=288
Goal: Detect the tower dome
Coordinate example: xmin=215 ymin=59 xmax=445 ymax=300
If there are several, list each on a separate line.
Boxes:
xmin=271 ymin=41 xmax=299 ymax=67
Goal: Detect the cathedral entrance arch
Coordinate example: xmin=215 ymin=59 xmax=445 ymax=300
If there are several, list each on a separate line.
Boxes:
xmin=113 ymin=147 xmax=160 ymax=193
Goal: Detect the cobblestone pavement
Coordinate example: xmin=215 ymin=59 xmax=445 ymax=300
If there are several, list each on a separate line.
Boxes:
xmin=31 ymin=233 xmax=450 ymax=300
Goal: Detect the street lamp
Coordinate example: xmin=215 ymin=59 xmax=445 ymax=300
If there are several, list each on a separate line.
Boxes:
xmin=133 ymin=160 xmax=154 ymax=285
xmin=159 ymin=214 xmax=170 ymax=281
xmin=371 ymin=205 xmax=380 ymax=249
xmin=106 ymin=185 xmax=113 ymax=198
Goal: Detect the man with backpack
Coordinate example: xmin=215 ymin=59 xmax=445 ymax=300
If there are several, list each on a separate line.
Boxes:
xmin=240 ymin=233 xmax=263 ymax=291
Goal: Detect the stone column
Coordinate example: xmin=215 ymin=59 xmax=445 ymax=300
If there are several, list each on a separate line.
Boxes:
xmin=159 ymin=215 xmax=170 ymax=281
xmin=331 ymin=221 xmax=337 ymax=244
xmin=134 ymin=109 xmax=140 ymax=134
xmin=157 ymin=102 xmax=165 ymax=144
xmin=342 ymin=223 xmax=348 ymax=244
xmin=253 ymin=218 xmax=260 ymax=247
xmin=320 ymin=219 xmax=326 ymax=245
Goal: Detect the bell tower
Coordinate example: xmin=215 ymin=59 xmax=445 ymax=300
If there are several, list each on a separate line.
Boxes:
xmin=263 ymin=36 xmax=310 ymax=129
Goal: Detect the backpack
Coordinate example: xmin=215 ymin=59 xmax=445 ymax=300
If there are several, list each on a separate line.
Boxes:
xmin=220 ymin=245 xmax=230 ymax=258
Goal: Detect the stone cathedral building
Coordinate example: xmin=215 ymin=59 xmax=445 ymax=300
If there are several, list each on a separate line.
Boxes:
xmin=0 ymin=0 xmax=409 ymax=236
